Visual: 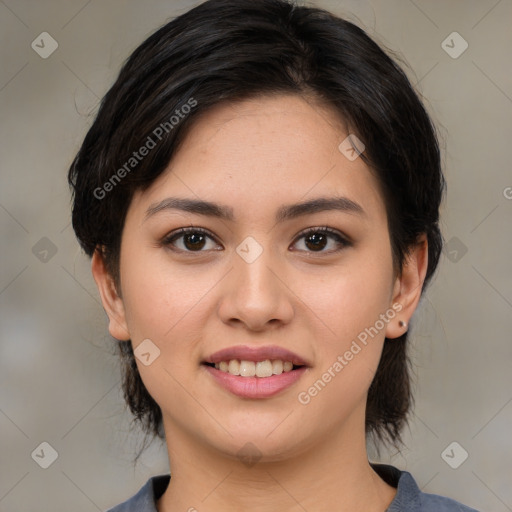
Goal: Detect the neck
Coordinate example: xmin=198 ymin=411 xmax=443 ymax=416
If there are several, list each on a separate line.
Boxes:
xmin=157 ymin=416 xmax=396 ymax=512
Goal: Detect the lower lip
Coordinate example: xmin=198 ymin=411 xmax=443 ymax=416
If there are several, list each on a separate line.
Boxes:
xmin=203 ymin=365 xmax=308 ymax=399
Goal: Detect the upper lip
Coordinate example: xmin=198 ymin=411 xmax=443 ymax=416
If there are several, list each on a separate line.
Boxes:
xmin=204 ymin=345 xmax=310 ymax=367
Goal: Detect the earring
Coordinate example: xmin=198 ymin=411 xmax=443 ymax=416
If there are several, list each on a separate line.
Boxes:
xmin=398 ymin=320 xmax=407 ymax=329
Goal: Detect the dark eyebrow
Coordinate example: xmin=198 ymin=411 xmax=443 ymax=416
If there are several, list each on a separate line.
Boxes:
xmin=144 ymin=196 xmax=365 ymax=223
xmin=275 ymin=196 xmax=365 ymax=222
xmin=145 ymin=197 xmax=235 ymax=222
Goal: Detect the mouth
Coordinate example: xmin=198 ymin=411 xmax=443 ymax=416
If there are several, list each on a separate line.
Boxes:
xmin=202 ymin=360 xmax=304 ymax=377
xmin=201 ymin=345 xmax=310 ymax=399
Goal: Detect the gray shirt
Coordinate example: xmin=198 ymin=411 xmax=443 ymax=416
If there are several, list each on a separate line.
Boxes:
xmin=106 ymin=463 xmax=479 ymax=511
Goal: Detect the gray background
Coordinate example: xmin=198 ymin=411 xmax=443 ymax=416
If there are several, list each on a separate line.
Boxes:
xmin=1 ymin=0 xmax=511 ymax=510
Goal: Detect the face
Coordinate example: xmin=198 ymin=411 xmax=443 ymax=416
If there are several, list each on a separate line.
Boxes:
xmin=96 ymin=94 xmax=418 ymax=462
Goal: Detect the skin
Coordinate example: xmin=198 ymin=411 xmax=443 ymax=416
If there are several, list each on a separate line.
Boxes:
xmin=92 ymin=94 xmax=428 ymax=512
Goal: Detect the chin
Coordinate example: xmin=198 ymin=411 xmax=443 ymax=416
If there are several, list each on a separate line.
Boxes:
xmin=206 ymin=425 xmax=313 ymax=465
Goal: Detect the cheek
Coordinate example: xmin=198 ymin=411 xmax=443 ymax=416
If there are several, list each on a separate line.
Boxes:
xmin=292 ymin=251 xmax=394 ymax=411
xmin=119 ymin=247 xmax=213 ymax=343
xmin=294 ymin=254 xmax=394 ymax=345
xmin=294 ymin=298 xmax=389 ymax=435
xmin=118 ymin=254 xmax=224 ymax=405
xmin=119 ymin=260 xmax=215 ymax=415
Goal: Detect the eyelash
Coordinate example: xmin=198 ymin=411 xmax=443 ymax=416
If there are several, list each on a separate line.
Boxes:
xmin=161 ymin=226 xmax=351 ymax=255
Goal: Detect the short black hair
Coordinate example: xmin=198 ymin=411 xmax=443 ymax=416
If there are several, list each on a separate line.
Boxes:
xmin=68 ymin=0 xmax=444 ymax=451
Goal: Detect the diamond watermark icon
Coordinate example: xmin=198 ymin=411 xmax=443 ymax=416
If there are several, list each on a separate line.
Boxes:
xmin=32 ymin=237 xmax=58 ymax=263
xmin=441 ymin=441 xmax=468 ymax=469
xmin=236 ymin=442 xmax=262 ymax=468
xmin=236 ymin=236 xmax=263 ymax=264
xmin=134 ymin=338 xmax=161 ymax=366
xmin=338 ymin=134 xmax=365 ymax=161
xmin=444 ymin=236 xmax=468 ymax=263
xmin=31 ymin=32 xmax=59 ymax=59
xmin=441 ymin=32 xmax=468 ymax=59
xmin=31 ymin=441 xmax=58 ymax=469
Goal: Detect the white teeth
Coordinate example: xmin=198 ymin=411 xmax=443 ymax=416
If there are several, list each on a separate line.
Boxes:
xmin=256 ymin=359 xmax=273 ymax=377
xmin=228 ymin=359 xmax=240 ymax=376
xmin=213 ymin=359 xmax=297 ymax=377
xmin=239 ymin=360 xmax=256 ymax=377
xmin=272 ymin=360 xmax=283 ymax=375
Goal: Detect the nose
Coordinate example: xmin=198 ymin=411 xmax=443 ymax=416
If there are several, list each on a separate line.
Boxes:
xmin=217 ymin=243 xmax=294 ymax=332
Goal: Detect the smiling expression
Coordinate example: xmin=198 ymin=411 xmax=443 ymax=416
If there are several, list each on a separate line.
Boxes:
xmin=97 ymin=94 xmax=412 ymax=461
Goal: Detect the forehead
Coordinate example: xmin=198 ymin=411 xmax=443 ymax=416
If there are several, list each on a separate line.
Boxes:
xmin=128 ymin=94 xmax=386 ymax=224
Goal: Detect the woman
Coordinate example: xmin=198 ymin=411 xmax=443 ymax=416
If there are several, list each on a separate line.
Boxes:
xmin=68 ymin=0 xmax=479 ymax=510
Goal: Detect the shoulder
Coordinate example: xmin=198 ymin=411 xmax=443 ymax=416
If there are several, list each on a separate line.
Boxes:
xmin=371 ymin=463 xmax=480 ymax=512
xmin=105 ymin=474 xmax=170 ymax=512
xmin=105 ymin=467 xmax=480 ymax=512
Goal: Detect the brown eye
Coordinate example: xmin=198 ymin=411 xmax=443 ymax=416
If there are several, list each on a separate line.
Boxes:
xmin=292 ymin=227 xmax=350 ymax=254
xmin=304 ymin=232 xmax=328 ymax=251
xmin=182 ymin=232 xmax=207 ymax=250
xmin=162 ymin=228 xmax=220 ymax=252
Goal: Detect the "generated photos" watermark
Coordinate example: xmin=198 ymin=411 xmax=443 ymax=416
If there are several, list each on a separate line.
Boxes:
xmin=298 ymin=302 xmax=403 ymax=405
xmin=94 ymin=97 xmax=197 ymax=200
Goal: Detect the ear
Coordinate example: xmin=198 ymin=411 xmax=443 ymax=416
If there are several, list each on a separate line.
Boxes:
xmin=385 ymin=234 xmax=429 ymax=339
xmin=91 ymin=248 xmax=131 ymax=341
